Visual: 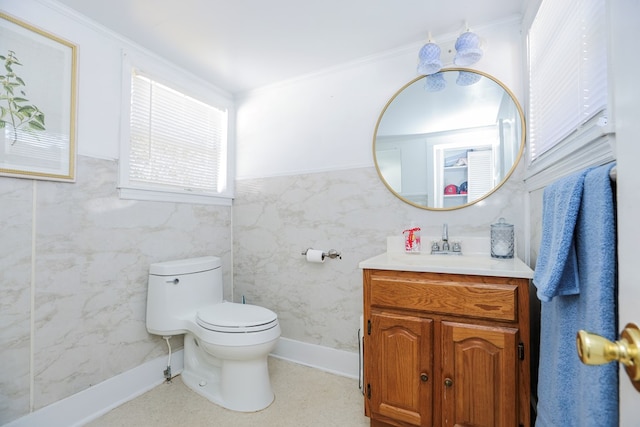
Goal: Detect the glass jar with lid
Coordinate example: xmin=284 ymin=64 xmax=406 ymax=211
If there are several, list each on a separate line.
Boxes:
xmin=491 ymin=218 xmax=514 ymax=259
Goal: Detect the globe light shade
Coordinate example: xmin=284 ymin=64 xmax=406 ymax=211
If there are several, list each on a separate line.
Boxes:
xmin=454 ymin=31 xmax=483 ymax=66
xmin=417 ymin=42 xmax=443 ymax=75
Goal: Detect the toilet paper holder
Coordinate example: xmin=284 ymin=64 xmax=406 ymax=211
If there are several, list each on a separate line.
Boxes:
xmin=301 ymin=248 xmax=342 ymax=259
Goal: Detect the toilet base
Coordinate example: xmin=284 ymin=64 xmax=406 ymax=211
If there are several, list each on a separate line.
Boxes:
xmin=181 ymin=333 xmax=276 ymax=412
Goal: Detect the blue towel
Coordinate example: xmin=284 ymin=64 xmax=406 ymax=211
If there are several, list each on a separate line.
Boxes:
xmin=535 ymin=163 xmax=618 ymax=427
xmin=533 ymin=169 xmax=589 ymax=301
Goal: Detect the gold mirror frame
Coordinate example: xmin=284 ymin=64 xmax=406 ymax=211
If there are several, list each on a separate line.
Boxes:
xmin=373 ymin=68 xmax=526 ymax=211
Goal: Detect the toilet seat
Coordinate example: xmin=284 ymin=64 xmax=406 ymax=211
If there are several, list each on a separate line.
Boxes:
xmin=197 ymin=302 xmax=278 ymax=333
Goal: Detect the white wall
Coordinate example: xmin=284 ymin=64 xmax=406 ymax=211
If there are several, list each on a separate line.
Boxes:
xmin=5 ymin=0 xmax=121 ymax=160
xmin=235 ymin=18 xmax=523 ymax=179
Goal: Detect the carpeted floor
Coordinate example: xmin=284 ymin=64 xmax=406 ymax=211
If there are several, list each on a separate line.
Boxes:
xmin=86 ymin=357 xmax=370 ymax=426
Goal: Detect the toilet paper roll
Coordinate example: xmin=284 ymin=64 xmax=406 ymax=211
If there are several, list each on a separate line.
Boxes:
xmin=306 ymin=249 xmax=325 ymax=263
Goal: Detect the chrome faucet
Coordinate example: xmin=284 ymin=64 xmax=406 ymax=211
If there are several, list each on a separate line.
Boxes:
xmin=430 ymin=223 xmax=462 ymax=255
xmin=442 ymin=223 xmax=450 ymax=251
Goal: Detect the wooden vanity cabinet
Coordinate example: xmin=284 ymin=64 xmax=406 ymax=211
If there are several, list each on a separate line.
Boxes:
xmin=363 ymin=269 xmax=531 ymax=427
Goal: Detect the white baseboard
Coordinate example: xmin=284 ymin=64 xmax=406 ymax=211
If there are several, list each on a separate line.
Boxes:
xmin=5 ymin=338 xmax=359 ymax=427
xmin=270 ymin=337 xmax=360 ymax=380
xmin=5 ymin=350 xmax=184 ymax=427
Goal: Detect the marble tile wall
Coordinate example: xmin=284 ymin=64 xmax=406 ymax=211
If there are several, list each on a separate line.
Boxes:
xmin=0 ymin=178 xmax=33 ymax=422
xmin=1 ymin=156 xmax=529 ymax=423
xmin=0 ymin=156 xmax=231 ymax=423
xmin=233 ymin=163 xmax=528 ymax=352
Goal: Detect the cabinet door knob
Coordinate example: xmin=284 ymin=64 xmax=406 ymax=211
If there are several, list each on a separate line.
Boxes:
xmin=420 ymin=373 xmax=429 ymax=382
xmin=444 ymin=378 xmax=453 ymax=387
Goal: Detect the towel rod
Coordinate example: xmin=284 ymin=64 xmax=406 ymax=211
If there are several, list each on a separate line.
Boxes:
xmin=609 ymin=166 xmax=617 ymax=182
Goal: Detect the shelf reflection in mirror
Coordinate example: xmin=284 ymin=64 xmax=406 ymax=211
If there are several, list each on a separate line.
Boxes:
xmin=373 ymin=68 xmax=525 ymax=210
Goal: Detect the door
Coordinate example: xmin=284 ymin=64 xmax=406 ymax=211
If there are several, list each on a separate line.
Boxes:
xmin=611 ymin=1 xmax=640 ymax=424
xmin=369 ymin=311 xmax=433 ymax=427
xmin=467 ymin=150 xmax=494 ymax=202
xmin=441 ymin=322 xmax=518 ymax=427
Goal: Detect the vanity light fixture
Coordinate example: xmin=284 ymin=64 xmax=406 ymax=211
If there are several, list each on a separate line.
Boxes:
xmin=417 ymin=32 xmax=443 ymax=75
xmin=418 ymin=24 xmax=484 ymax=90
xmin=417 ymin=24 xmax=484 ymax=77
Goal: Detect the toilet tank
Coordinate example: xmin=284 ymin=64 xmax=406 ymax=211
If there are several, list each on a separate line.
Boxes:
xmin=146 ymin=256 xmax=223 ymax=336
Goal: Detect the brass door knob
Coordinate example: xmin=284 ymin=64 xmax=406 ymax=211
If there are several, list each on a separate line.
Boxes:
xmin=444 ymin=378 xmax=453 ymax=387
xmin=420 ymin=373 xmax=429 ymax=382
xmin=576 ymin=323 xmax=640 ymax=388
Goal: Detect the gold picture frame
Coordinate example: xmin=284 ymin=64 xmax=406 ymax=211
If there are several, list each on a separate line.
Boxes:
xmin=0 ymin=12 xmax=77 ymax=182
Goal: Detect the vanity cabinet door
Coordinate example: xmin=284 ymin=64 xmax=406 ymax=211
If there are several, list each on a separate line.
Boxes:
xmin=440 ymin=321 xmax=518 ymax=427
xmin=368 ymin=311 xmax=433 ymax=427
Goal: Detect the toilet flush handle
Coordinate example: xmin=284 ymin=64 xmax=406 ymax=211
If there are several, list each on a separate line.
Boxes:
xmin=166 ymin=278 xmax=179 ymax=285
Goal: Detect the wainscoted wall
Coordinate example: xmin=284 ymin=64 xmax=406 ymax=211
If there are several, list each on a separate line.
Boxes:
xmin=233 ymin=18 xmax=528 ymax=353
xmin=233 ymin=162 xmax=529 ymax=352
xmin=1 ymin=1 xmax=527 ymax=424
xmin=1 ymin=1 xmax=235 ymax=423
xmin=0 ymin=156 xmax=232 ymax=423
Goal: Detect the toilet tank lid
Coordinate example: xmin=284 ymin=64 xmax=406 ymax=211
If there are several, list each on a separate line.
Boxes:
xmin=149 ymin=256 xmax=221 ymax=276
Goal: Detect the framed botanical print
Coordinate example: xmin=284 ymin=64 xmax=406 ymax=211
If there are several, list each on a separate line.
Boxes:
xmin=0 ymin=12 xmax=77 ymax=182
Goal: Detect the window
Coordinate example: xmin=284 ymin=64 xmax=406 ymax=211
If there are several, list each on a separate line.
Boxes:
xmin=119 ymin=51 xmax=234 ymax=205
xmin=525 ymin=0 xmax=613 ymax=187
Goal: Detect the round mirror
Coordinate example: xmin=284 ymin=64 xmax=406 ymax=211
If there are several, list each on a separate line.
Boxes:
xmin=373 ymin=68 xmax=525 ymax=210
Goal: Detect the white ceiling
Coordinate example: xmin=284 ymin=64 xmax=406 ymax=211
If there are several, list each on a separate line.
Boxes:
xmin=54 ymin=0 xmax=527 ymax=94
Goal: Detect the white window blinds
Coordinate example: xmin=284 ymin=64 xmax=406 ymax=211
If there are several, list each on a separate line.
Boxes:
xmin=122 ymin=70 xmax=229 ymax=202
xmin=527 ymin=0 xmax=607 ymax=162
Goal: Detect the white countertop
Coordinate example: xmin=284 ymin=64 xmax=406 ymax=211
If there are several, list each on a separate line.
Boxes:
xmin=358 ymin=252 xmax=534 ymax=279
xmin=358 ymin=237 xmax=534 ymax=279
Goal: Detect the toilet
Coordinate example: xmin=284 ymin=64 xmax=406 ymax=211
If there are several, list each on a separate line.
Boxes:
xmin=146 ymin=256 xmax=281 ymax=412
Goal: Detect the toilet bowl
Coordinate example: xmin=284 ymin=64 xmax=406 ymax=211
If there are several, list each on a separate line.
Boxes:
xmin=146 ymin=256 xmax=281 ymax=412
